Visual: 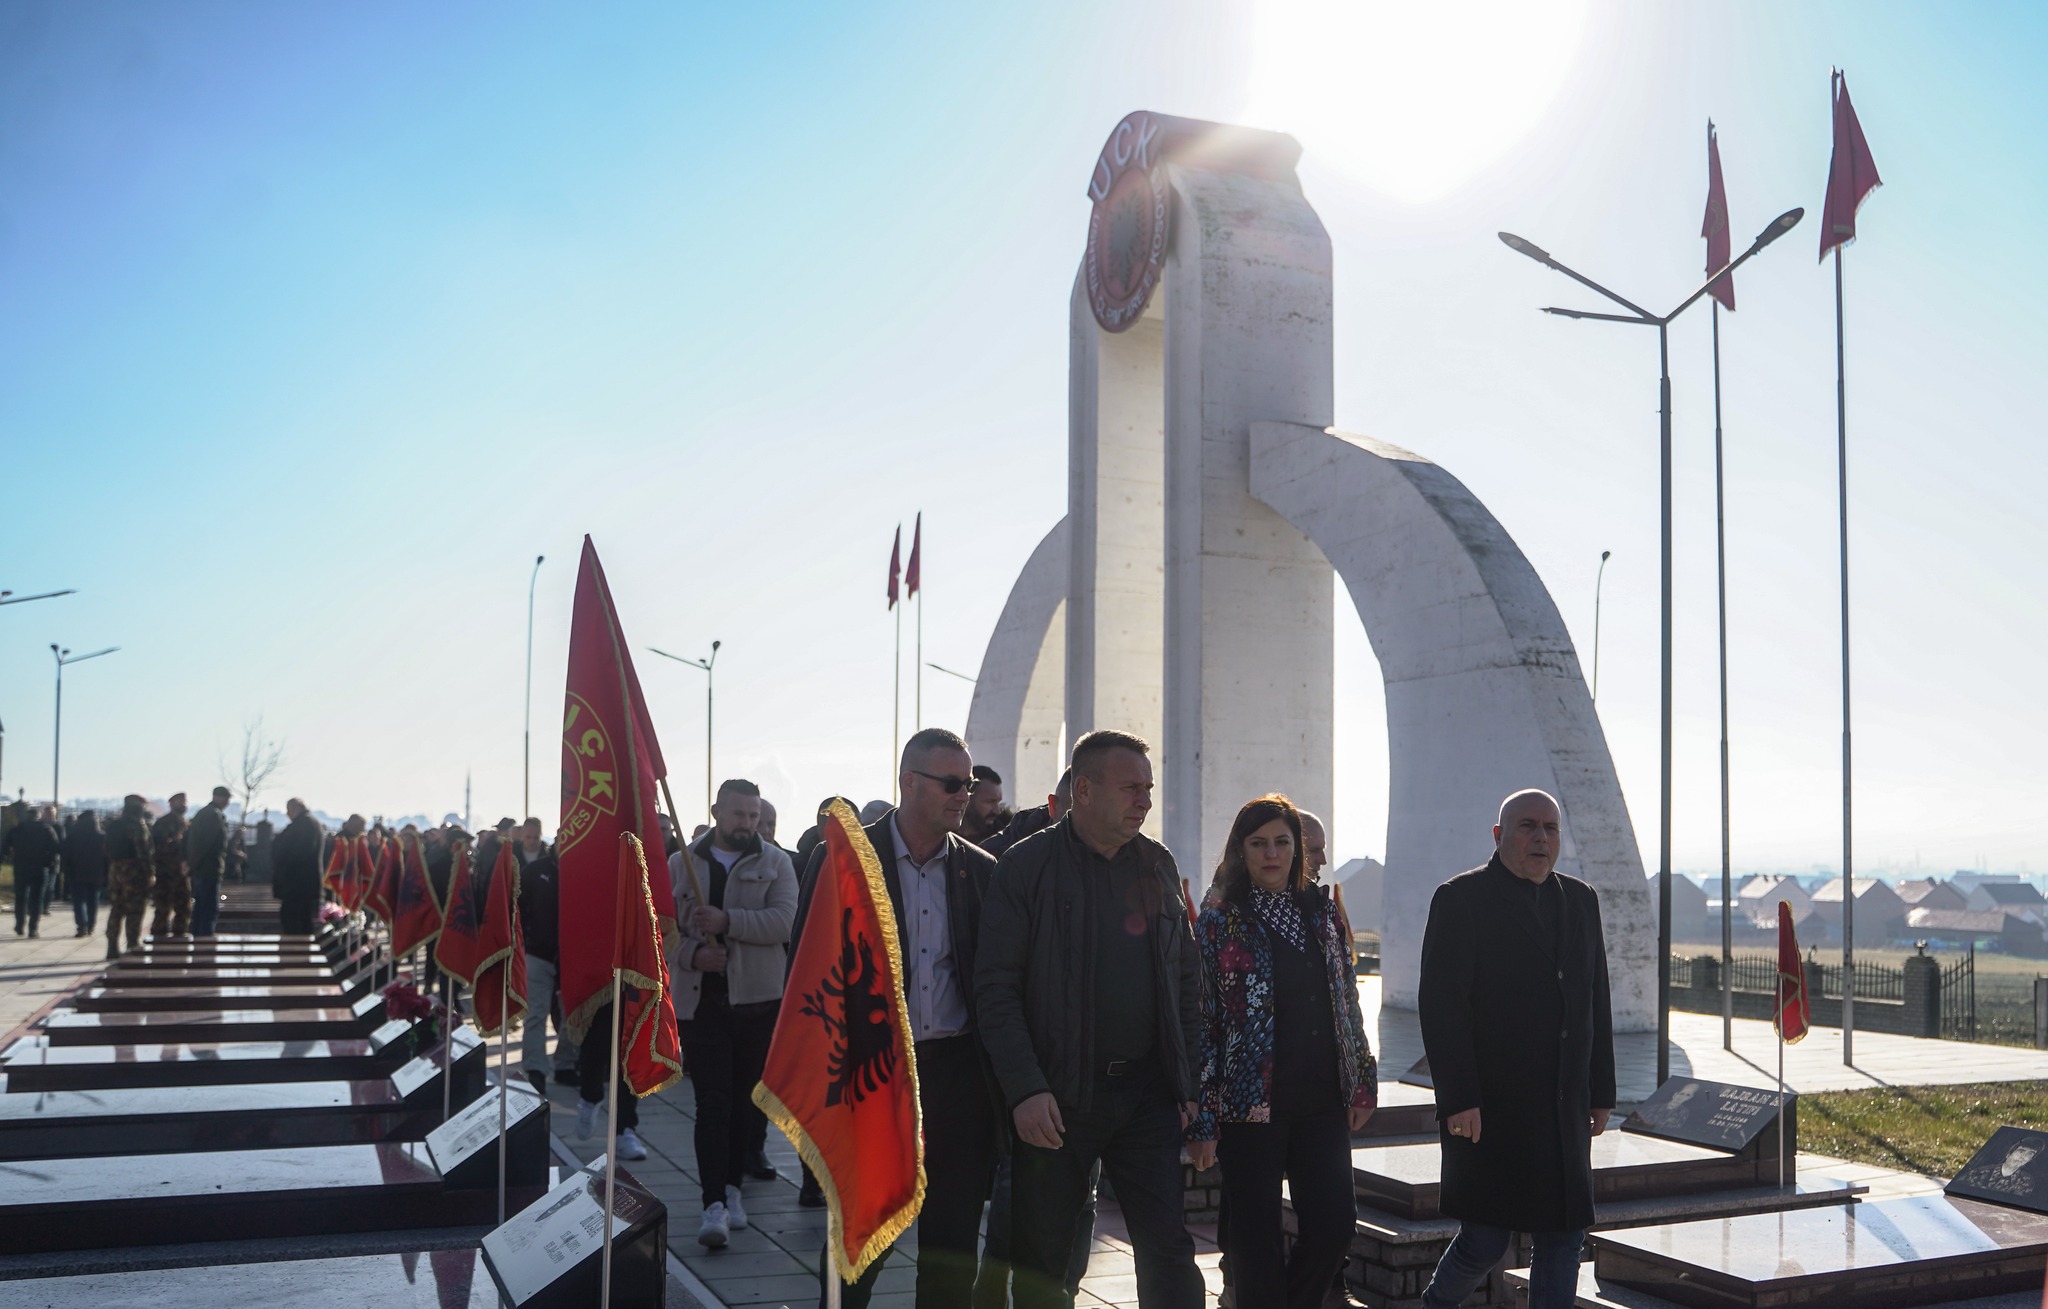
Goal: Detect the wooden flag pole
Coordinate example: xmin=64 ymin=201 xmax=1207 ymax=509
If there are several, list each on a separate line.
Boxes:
xmin=657 ymin=776 xmax=707 ymax=912
xmin=600 ymin=967 xmax=623 ymax=1309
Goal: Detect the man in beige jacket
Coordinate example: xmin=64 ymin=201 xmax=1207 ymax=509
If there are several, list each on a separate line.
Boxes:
xmin=668 ymin=778 xmax=798 ymax=1249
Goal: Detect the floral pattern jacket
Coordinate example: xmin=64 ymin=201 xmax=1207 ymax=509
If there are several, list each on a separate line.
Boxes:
xmin=1189 ymin=884 xmax=1376 ymax=1140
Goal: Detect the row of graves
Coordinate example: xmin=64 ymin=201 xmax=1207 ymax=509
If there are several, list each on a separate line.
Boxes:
xmin=1319 ymin=1062 xmax=2048 ymax=1309
xmin=0 ymin=883 xmax=673 ymax=1306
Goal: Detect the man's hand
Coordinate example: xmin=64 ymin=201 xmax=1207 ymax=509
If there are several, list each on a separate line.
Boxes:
xmin=1014 ymin=1092 xmax=1065 ymax=1150
xmin=1446 ymin=1107 xmax=1481 ymax=1144
xmin=691 ymin=905 xmax=730 ymax=936
xmin=1179 ymin=1101 xmax=1200 ymax=1130
xmin=1349 ymin=1104 xmax=1375 ymax=1133
xmin=1591 ymin=1107 xmax=1612 ymax=1136
xmin=690 ymin=944 xmax=729 ymax=973
xmin=1187 ymin=1138 xmax=1217 ymax=1171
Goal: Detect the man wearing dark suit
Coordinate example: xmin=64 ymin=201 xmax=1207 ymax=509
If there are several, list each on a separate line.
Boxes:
xmin=1417 ymin=788 xmax=1616 ymax=1309
xmin=793 ymin=727 xmax=1000 ymax=1309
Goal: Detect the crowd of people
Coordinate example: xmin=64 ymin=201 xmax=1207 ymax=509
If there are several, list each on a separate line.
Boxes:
xmin=511 ymin=725 xmax=1614 ymax=1309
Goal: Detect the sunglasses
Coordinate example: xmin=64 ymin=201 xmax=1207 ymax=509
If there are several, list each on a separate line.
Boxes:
xmin=911 ymin=770 xmax=979 ymax=795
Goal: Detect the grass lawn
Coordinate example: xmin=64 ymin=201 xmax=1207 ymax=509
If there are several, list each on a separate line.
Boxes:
xmin=1800 ymin=1080 xmax=2048 ymax=1179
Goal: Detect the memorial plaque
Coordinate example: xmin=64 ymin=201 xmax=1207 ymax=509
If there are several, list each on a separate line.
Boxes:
xmin=1623 ymin=1078 xmax=1794 ymax=1158
xmin=19 ymin=1249 xmax=508 ymax=1308
xmin=43 ymin=1007 xmax=371 ymax=1046
xmin=352 ymin=988 xmax=389 ymax=1026
xmin=0 ymin=1141 xmax=510 ymax=1254
xmin=387 ymin=1034 xmax=488 ymax=1113
xmin=426 ymin=1080 xmax=551 ymax=1190
xmin=1946 ymin=1126 xmax=2048 ymax=1216
xmin=1591 ymin=1194 xmax=2048 ymax=1309
xmin=73 ymin=984 xmax=349 ymax=1013
xmin=482 ymin=1156 xmax=668 ymax=1309
xmin=0 ymin=1077 xmax=436 ymax=1159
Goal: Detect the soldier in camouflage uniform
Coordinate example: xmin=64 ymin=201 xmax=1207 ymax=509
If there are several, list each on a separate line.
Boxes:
xmin=149 ymin=792 xmax=192 ymax=938
xmin=103 ymin=794 xmax=155 ymax=959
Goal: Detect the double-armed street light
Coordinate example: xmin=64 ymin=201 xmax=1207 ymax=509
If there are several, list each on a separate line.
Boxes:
xmin=649 ymin=641 xmax=720 ymax=823
xmin=50 ymin=643 xmax=120 ymax=807
xmin=524 ymin=554 xmax=545 ymax=820
xmin=1499 ymin=207 xmax=1803 ymax=1084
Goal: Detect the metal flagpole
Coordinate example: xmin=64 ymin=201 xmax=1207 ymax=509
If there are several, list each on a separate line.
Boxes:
xmin=1777 ymin=1023 xmax=1786 ymax=1189
xmin=1656 ymin=317 xmax=1674 ymax=1087
xmin=498 ymin=963 xmax=509 ymax=1225
xmin=1836 ymin=245 xmax=1855 ymax=1065
xmin=915 ymin=585 xmax=923 ymax=731
xmin=892 ymin=601 xmax=902 ymax=803
xmin=442 ymin=970 xmax=454 ymax=1124
xmin=1714 ymin=299 xmax=1734 ymax=1052
xmin=600 ymin=969 xmax=623 ymax=1309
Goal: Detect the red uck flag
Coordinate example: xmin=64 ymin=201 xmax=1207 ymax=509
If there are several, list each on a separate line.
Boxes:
xmin=473 ymin=837 xmax=528 ymax=1038
xmin=1819 ymin=70 xmax=1882 ymax=260
xmin=347 ymin=834 xmax=377 ymax=913
xmin=754 ymin=800 xmax=923 ymax=1284
xmin=435 ymin=836 xmax=485 ymax=986
xmin=904 ymin=513 xmax=922 ymax=598
xmin=1775 ymin=900 xmax=1811 ymax=1044
xmin=391 ymin=826 xmax=446 ymax=959
xmin=322 ymin=835 xmax=353 ymax=903
xmin=887 ymin=525 xmax=902 ymax=609
xmin=364 ymin=831 xmax=400 ymax=925
xmin=1702 ymin=120 xmax=1735 ymax=311
xmin=613 ymin=833 xmax=681 ymax=1094
xmin=557 ymin=536 xmax=677 ymax=1045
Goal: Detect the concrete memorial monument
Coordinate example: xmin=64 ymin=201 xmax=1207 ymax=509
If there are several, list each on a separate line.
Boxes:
xmin=966 ymin=110 xmax=1655 ymax=1026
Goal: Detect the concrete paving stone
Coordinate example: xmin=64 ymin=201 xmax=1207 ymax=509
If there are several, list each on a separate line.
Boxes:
xmin=676 ymin=1248 xmax=812 ymax=1279
xmin=713 ymin=1271 xmax=822 ymax=1305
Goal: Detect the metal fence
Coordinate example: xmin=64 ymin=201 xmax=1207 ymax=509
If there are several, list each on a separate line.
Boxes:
xmin=1942 ymin=944 xmax=1977 ymax=1040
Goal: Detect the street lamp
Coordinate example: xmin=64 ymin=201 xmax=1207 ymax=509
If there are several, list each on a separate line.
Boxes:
xmin=926 ymin=662 xmax=977 ymax=684
xmin=50 ymin=644 xmax=119 ymax=807
xmin=648 ymin=641 xmax=720 ymax=823
xmin=524 ymin=554 xmax=545 ymax=820
xmin=1592 ymin=550 xmax=1612 ymax=702
xmin=2 ymin=589 xmax=78 ymax=607
xmin=1500 ymin=206 xmax=1802 ymax=1085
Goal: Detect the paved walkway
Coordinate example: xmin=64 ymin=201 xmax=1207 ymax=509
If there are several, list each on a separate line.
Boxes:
xmin=0 ymin=910 xmax=109 ymax=1041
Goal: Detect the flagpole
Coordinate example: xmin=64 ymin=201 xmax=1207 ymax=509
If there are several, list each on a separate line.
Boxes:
xmin=601 ymin=968 xmax=623 ymax=1309
xmin=1777 ymin=1026 xmax=1786 ymax=1190
xmin=892 ymin=601 xmax=902 ymax=803
xmin=1713 ymin=298 xmax=1733 ymax=1053
xmin=915 ymin=587 xmax=923 ymax=732
xmin=658 ymin=776 xmax=707 ymax=911
xmin=1835 ymin=242 xmax=1855 ymax=1066
xmin=498 ymin=962 xmax=509 ymax=1225
xmin=442 ymin=969 xmax=454 ymax=1124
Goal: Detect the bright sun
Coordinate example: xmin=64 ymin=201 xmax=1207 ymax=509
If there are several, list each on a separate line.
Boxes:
xmin=1246 ymin=0 xmax=1592 ymax=203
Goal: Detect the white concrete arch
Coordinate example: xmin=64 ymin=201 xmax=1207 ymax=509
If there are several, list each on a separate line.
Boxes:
xmin=1249 ymin=421 xmax=1655 ymax=1031
xmin=964 ymin=517 xmax=1069 ymax=809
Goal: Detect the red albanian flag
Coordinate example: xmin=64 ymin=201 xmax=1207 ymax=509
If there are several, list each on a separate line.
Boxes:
xmin=905 ymin=512 xmax=921 ymax=598
xmin=391 ymin=827 xmax=446 ymax=959
xmin=364 ymin=832 xmax=400 ymax=925
xmin=1775 ymin=900 xmax=1811 ymax=1044
xmin=886 ymin=525 xmax=902 ymax=609
xmin=471 ymin=836 xmax=528 ymax=1038
xmin=435 ymin=836 xmax=485 ymax=985
xmin=1819 ymin=70 xmax=1882 ymax=261
xmin=612 ymin=833 xmax=682 ymax=1095
xmin=1703 ymin=120 xmax=1735 ymax=311
xmin=557 ymin=536 xmax=677 ymax=1046
xmin=346 ymin=834 xmax=377 ymax=912
xmin=754 ymin=800 xmax=923 ymax=1284
xmin=322 ymin=834 xmax=352 ymax=901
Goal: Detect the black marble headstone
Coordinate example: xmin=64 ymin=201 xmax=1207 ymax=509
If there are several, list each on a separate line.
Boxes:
xmin=1945 ymin=1126 xmax=2048 ymax=1216
xmin=1623 ymin=1077 xmax=1794 ymax=1158
xmin=16 ymin=1249 xmax=508 ymax=1308
xmin=43 ymin=1007 xmax=370 ymax=1046
xmin=425 ymin=1079 xmax=551 ymax=1190
xmin=0 ymin=1076 xmax=435 ymax=1160
xmin=72 ymin=984 xmax=350 ymax=1013
xmin=1 ymin=1023 xmax=480 ymax=1092
xmin=482 ymin=1156 xmax=667 ymax=1309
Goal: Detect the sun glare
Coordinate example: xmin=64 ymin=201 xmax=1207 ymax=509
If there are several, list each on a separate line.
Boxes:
xmin=1247 ymin=0 xmax=1592 ymax=203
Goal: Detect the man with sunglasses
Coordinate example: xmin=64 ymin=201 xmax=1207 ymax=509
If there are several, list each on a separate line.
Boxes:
xmin=795 ymin=727 xmax=1001 ymax=1309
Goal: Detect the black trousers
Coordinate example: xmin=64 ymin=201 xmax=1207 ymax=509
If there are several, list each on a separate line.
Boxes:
xmin=1217 ymin=1107 xmax=1354 ymax=1309
xmin=680 ymin=989 xmax=778 ymax=1207
xmin=278 ymin=890 xmax=316 ymax=934
xmin=576 ymin=1002 xmax=639 ymax=1130
xmin=1010 ymin=1068 xmax=1203 ymax=1309
xmin=825 ymin=1034 xmax=997 ymax=1309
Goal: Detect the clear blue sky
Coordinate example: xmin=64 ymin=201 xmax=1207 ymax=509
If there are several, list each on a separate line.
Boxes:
xmin=3 ymin=1 xmax=2042 ymax=873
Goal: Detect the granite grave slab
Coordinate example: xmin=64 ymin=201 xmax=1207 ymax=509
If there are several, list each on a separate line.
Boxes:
xmin=41 ymin=1007 xmax=371 ymax=1047
xmin=0 ymin=1022 xmax=478 ymax=1091
xmin=71 ymin=984 xmax=352 ymax=1013
xmin=1624 ymin=1078 xmax=1795 ymax=1161
xmin=12 ymin=1249 xmax=515 ymax=1308
xmin=482 ymin=1155 xmax=668 ymax=1309
xmin=1946 ymin=1127 xmax=2048 ymax=1217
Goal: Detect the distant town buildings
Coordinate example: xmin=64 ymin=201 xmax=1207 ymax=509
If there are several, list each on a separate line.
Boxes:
xmin=1665 ymin=869 xmax=2047 ymax=957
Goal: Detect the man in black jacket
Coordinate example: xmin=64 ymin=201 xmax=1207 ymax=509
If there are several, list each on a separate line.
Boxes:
xmin=184 ymin=787 xmax=233 ymax=938
xmin=976 ymin=730 xmax=1204 ymax=1309
xmin=980 ymin=768 xmax=1071 ymax=860
xmin=1417 ymin=789 xmax=1615 ymax=1309
xmin=3 ymin=805 xmax=61 ymax=938
xmin=271 ymin=798 xmax=325 ymax=934
xmin=793 ymin=729 xmax=1001 ymax=1309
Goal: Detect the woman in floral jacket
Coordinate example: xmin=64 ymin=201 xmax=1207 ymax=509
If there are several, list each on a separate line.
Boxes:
xmin=1188 ymin=793 xmax=1376 ymax=1309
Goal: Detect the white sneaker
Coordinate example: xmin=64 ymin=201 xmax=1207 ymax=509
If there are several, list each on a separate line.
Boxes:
xmin=616 ymin=1128 xmax=648 ymax=1161
xmin=698 ymin=1201 xmax=730 ymax=1249
xmin=724 ymin=1184 xmax=749 ymax=1230
xmin=575 ymin=1099 xmax=597 ymax=1141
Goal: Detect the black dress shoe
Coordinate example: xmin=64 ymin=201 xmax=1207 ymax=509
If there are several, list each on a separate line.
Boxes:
xmin=526 ymin=1070 xmax=548 ymax=1097
xmin=799 ymin=1175 xmax=827 ymax=1208
xmin=744 ymin=1147 xmax=778 ymax=1181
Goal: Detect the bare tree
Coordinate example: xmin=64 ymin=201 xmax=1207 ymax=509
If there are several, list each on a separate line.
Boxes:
xmin=219 ymin=715 xmax=287 ymax=836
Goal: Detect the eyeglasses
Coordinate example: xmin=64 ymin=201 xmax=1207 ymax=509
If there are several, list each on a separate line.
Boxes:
xmin=910 ymin=770 xmax=979 ymax=795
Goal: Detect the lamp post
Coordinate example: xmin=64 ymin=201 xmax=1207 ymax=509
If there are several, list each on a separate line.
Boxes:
xmin=1592 ymin=550 xmax=1612 ymax=702
xmin=50 ymin=644 xmax=119 ymax=807
xmin=524 ymin=554 xmax=545 ymax=820
xmin=2 ymin=589 xmax=78 ymax=607
xmin=649 ymin=642 xmax=720 ymax=823
xmin=1500 ymin=207 xmax=1802 ymax=1085
xmin=925 ymin=662 xmax=977 ymax=684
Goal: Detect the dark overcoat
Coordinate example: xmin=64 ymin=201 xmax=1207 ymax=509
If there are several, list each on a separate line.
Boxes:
xmin=1417 ymin=855 xmax=1616 ymax=1233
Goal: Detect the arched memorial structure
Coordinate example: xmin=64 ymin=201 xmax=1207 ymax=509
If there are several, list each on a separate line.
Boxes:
xmin=965 ymin=112 xmax=1654 ymax=1029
